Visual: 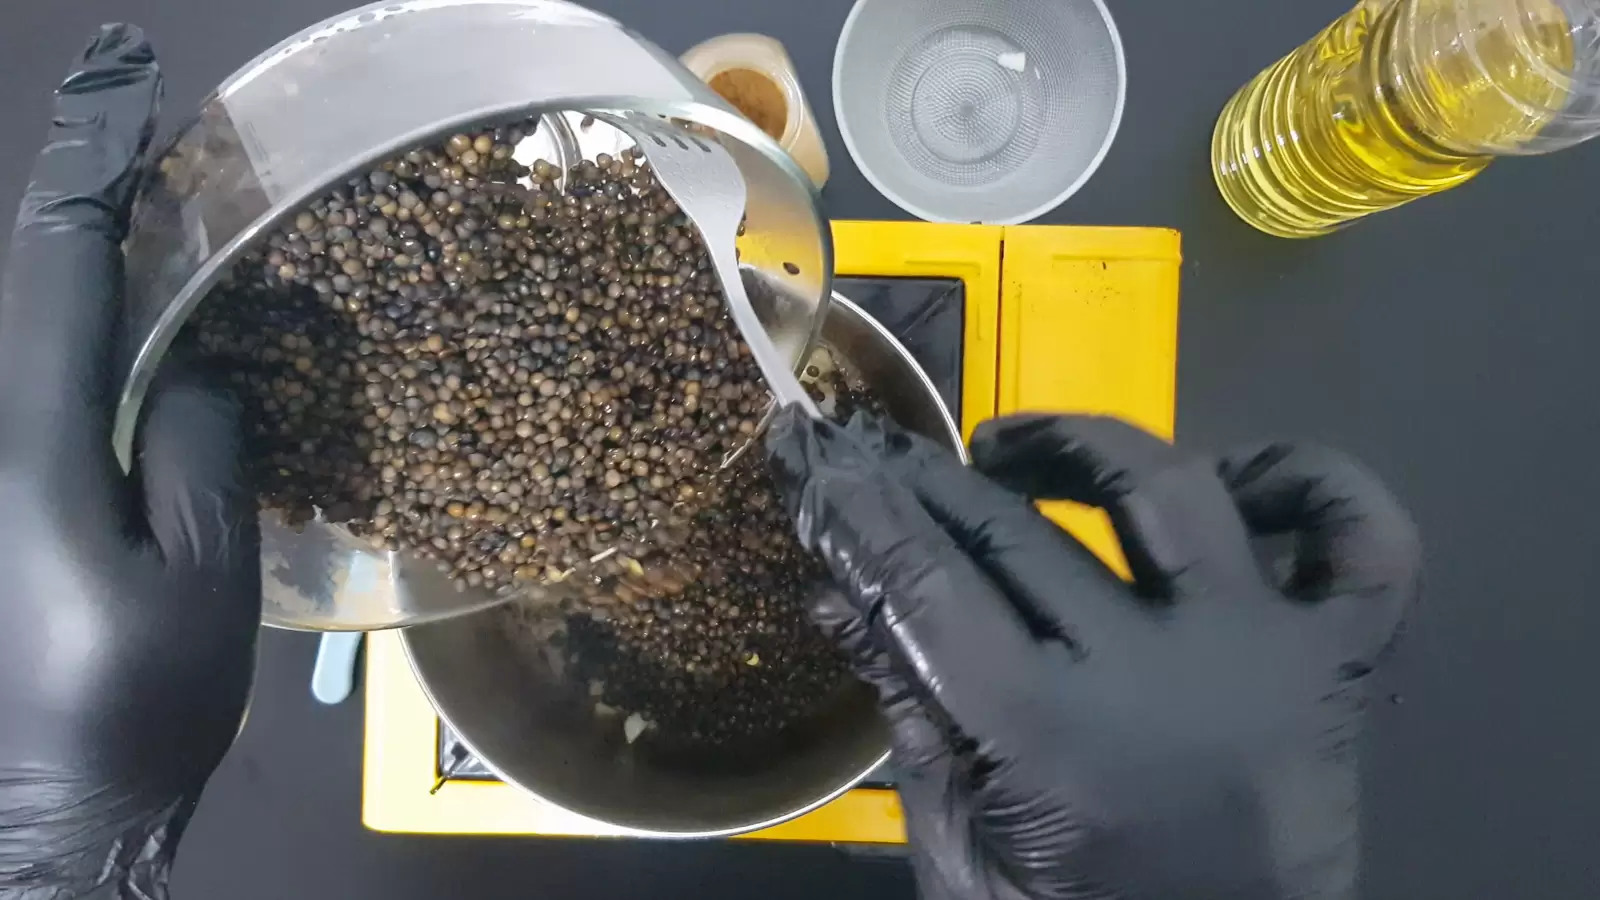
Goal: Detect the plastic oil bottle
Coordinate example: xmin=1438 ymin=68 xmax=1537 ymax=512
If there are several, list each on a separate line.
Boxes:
xmin=1212 ymin=0 xmax=1600 ymax=238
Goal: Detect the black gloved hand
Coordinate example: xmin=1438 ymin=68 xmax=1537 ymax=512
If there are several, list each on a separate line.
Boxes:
xmin=0 ymin=26 xmax=259 ymax=899
xmin=767 ymin=408 xmax=1420 ymax=900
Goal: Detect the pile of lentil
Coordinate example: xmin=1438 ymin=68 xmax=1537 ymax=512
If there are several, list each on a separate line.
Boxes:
xmin=542 ymin=355 xmax=881 ymax=753
xmin=186 ymin=121 xmax=882 ymax=755
xmin=187 ymin=122 xmax=770 ymax=594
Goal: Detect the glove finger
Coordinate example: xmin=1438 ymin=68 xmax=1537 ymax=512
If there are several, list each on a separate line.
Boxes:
xmin=813 ymin=586 xmax=981 ymax=900
xmin=971 ymin=414 xmax=1260 ymax=600
xmin=766 ymin=406 xmax=1043 ymax=725
xmin=810 ymin=586 xmax=953 ymax=769
xmin=136 ymin=370 xmax=258 ymax=583
xmin=894 ymin=713 xmax=988 ymax=900
xmin=809 ymin=523 xmax=1063 ymax=900
xmin=0 ymin=26 xmax=160 ymax=474
xmin=872 ymin=419 xmax=1148 ymax=652
xmin=1218 ymin=443 xmax=1421 ymax=671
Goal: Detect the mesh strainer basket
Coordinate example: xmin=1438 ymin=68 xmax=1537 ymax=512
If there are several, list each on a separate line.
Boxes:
xmin=833 ymin=0 xmax=1125 ymax=224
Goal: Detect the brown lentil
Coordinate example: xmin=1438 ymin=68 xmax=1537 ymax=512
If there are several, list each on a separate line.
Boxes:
xmin=183 ymin=121 xmax=875 ymax=754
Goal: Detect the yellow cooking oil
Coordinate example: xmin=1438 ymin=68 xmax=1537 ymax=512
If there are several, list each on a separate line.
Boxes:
xmin=1213 ymin=0 xmax=1577 ymax=237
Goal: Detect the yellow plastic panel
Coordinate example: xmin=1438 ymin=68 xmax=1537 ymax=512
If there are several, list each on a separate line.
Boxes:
xmin=998 ymin=226 xmax=1182 ymax=575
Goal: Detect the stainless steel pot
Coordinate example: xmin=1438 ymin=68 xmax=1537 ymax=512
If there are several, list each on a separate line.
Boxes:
xmin=115 ymin=0 xmax=833 ymax=631
xmin=401 ymin=293 xmax=966 ymax=837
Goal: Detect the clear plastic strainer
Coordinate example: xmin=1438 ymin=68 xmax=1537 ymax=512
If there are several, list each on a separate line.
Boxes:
xmin=833 ymin=0 xmax=1126 ymax=224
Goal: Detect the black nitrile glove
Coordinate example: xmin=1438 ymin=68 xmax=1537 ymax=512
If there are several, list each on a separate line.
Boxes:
xmin=0 ymin=26 xmax=259 ymax=900
xmin=766 ymin=408 xmax=1420 ymax=900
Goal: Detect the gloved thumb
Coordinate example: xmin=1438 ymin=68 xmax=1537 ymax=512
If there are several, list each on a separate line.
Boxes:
xmin=135 ymin=372 xmax=257 ymax=574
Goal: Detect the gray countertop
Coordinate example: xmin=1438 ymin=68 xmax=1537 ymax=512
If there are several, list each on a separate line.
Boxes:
xmin=5 ymin=0 xmax=1599 ymax=897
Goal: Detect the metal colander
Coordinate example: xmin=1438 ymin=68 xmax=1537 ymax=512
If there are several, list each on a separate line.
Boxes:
xmin=116 ymin=0 xmax=833 ymax=631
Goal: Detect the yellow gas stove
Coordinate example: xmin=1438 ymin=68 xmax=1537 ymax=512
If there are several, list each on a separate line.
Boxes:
xmin=362 ymin=220 xmax=1182 ymax=844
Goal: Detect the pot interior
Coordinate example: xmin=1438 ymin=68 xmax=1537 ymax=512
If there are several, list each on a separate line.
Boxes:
xmin=402 ymin=292 xmax=962 ymax=835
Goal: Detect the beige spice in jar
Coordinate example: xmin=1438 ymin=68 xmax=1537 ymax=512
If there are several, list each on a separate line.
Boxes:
xmin=708 ymin=69 xmax=788 ymax=140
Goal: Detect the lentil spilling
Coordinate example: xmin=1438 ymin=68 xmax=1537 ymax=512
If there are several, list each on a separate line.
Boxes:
xmin=532 ymin=352 xmax=883 ymax=753
xmin=184 ymin=121 xmax=883 ymax=754
xmin=185 ymin=124 xmax=769 ymax=596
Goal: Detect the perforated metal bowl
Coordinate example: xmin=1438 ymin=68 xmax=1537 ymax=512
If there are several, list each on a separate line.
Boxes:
xmin=116 ymin=0 xmax=833 ymax=631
